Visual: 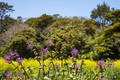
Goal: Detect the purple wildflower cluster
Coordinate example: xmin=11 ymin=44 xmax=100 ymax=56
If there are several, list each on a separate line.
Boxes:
xmin=96 ymin=59 xmax=115 ymax=70
xmin=18 ymin=72 xmax=24 ymax=79
xmin=96 ymin=59 xmax=104 ymax=69
xmin=4 ymin=55 xmax=10 ymax=63
xmin=71 ymin=48 xmax=78 ymax=58
xmin=4 ymin=50 xmax=20 ymax=63
xmin=26 ymin=43 xmax=34 ymax=50
xmin=16 ymin=58 xmax=23 ymax=64
xmin=5 ymin=71 xmax=12 ymax=78
xmin=5 ymin=71 xmax=24 ymax=79
xmin=4 ymin=50 xmax=23 ymax=78
xmin=40 ymin=47 xmax=47 ymax=56
xmin=96 ymin=59 xmax=115 ymax=80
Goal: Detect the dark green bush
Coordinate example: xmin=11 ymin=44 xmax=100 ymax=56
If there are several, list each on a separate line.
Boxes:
xmin=3 ymin=28 xmax=44 ymax=58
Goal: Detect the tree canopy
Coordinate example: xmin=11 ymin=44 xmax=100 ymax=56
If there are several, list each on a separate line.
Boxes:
xmin=0 ymin=1 xmax=14 ymax=33
xmin=90 ymin=2 xmax=111 ymax=30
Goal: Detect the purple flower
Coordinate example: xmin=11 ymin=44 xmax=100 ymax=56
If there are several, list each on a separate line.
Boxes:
xmin=17 ymin=58 xmax=23 ymax=64
xmin=72 ymin=56 xmax=74 ymax=59
xmin=98 ymin=77 xmax=103 ymax=80
xmin=54 ymin=63 xmax=60 ymax=68
xmin=14 ymin=50 xmax=19 ymax=57
xmin=4 ymin=55 xmax=10 ymax=63
xmin=75 ymin=64 xmax=80 ymax=69
xmin=40 ymin=47 xmax=47 ymax=56
xmin=46 ymin=40 xmax=51 ymax=46
xmin=100 ymin=58 xmax=104 ymax=63
xmin=57 ymin=64 xmax=60 ymax=68
xmin=96 ymin=59 xmax=104 ymax=68
xmin=10 ymin=52 xmax=14 ymax=60
xmin=18 ymin=72 xmax=24 ymax=79
xmin=40 ymin=47 xmax=44 ymax=55
xmin=26 ymin=43 xmax=34 ymax=50
xmin=44 ymin=48 xmax=47 ymax=55
xmin=30 ymin=43 xmax=34 ymax=46
xmin=5 ymin=71 xmax=12 ymax=78
xmin=26 ymin=46 xmax=32 ymax=50
xmin=71 ymin=48 xmax=78 ymax=56
xmin=104 ymin=64 xmax=108 ymax=70
xmin=109 ymin=60 xmax=113 ymax=63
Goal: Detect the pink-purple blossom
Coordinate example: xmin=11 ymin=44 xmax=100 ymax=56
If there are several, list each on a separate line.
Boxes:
xmin=18 ymin=72 xmax=24 ymax=79
xmin=14 ymin=50 xmax=19 ymax=57
xmin=54 ymin=62 xmax=60 ymax=68
xmin=4 ymin=55 xmax=10 ymax=63
xmin=71 ymin=48 xmax=78 ymax=56
xmin=26 ymin=43 xmax=34 ymax=50
xmin=71 ymin=48 xmax=78 ymax=59
xmin=10 ymin=52 xmax=14 ymax=60
xmin=46 ymin=40 xmax=51 ymax=46
xmin=104 ymin=64 xmax=108 ymax=70
xmin=111 ymin=63 xmax=115 ymax=67
xmin=98 ymin=77 xmax=103 ymax=80
xmin=5 ymin=71 xmax=12 ymax=78
xmin=96 ymin=59 xmax=104 ymax=68
xmin=16 ymin=58 xmax=23 ymax=64
xmin=40 ymin=47 xmax=47 ymax=56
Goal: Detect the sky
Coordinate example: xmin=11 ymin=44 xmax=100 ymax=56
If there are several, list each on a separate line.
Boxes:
xmin=1 ymin=0 xmax=120 ymax=19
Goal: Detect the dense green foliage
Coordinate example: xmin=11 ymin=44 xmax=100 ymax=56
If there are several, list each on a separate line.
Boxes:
xmin=25 ymin=14 xmax=55 ymax=30
xmin=105 ymin=9 xmax=120 ymax=24
xmin=47 ymin=24 xmax=88 ymax=58
xmin=49 ymin=18 xmax=71 ymax=28
xmin=83 ymin=19 xmax=96 ymax=36
xmin=3 ymin=28 xmax=44 ymax=58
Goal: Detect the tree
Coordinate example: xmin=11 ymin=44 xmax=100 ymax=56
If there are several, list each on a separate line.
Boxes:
xmin=0 ymin=15 xmax=16 ymax=34
xmin=90 ymin=2 xmax=111 ymax=30
xmin=92 ymin=22 xmax=120 ymax=59
xmin=17 ymin=16 xmax=23 ymax=22
xmin=105 ymin=9 xmax=120 ymax=24
xmin=53 ymin=14 xmax=61 ymax=18
xmin=25 ymin=14 xmax=55 ymax=31
xmin=0 ymin=1 xmax=14 ymax=33
xmin=36 ymin=14 xmax=55 ymax=30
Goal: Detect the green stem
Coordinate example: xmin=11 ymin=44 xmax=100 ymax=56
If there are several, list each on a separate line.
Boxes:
xmin=37 ymin=59 xmax=41 ymax=80
xmin=42 ymin=56 xmax=45 ymax=80
xmin=20 ymin=63 xmax=30 ymax=79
